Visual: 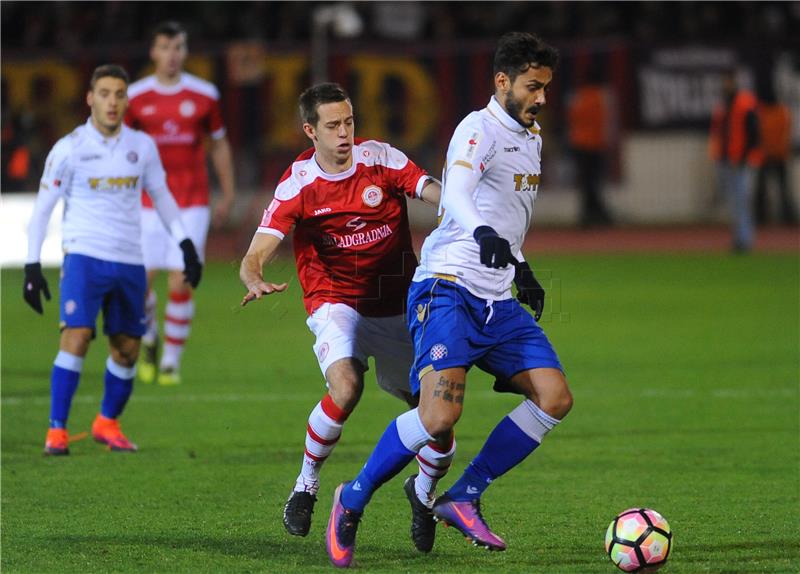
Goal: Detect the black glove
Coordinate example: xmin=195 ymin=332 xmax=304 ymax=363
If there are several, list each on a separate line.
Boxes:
xmin=23 ymin=262 xmax=51 ymax=314
xmin=514 ymin=260 xmax=545 ymax=321
xmin=473 ymin=225 xmax=514 ymax=269
xmin=179 ymin=239 xmax=203 ymax=289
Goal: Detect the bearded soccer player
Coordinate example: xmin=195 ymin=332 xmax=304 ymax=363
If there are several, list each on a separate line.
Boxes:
xmin=325 ymin=32 xmax=573 ymax=567
xmin=126 ymin=21 xmax=235 ymax=385
xmin=24 ymin=64 xmax=202 ymax=455
xmin=240 ymin=83 xmax=453 ymax=552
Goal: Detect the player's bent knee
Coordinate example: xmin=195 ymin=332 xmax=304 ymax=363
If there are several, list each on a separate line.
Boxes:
xmin=540 ymin=386 xmax=573 ymax=420
xmin=60 ymin=328 xmax=93 ymax=356
xmin=419 ymin=407 xmax=461 ymax=438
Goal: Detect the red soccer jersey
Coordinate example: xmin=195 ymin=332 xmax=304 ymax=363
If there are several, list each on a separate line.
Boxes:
xmin=258 ymin=139 xmax=430 ymax=317
xmin=125 ymin=73 xmax=225 ymax=208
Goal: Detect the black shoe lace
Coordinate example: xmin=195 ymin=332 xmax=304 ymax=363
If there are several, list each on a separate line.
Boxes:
xmin=337 ymin=509 xmax=362 ymax=546
xmin=286 ymin=492 xmax=316 ymax=519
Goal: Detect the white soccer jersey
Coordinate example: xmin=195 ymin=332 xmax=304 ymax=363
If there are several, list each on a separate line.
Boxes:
xmin=414 ymin=96 xmax=543 ymax=300
xmin=27 ymin=119 xmax=184 ymax=265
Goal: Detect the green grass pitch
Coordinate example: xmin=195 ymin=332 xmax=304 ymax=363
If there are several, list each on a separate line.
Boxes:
xmin=2 ymin=253 xmax=798 ymax=573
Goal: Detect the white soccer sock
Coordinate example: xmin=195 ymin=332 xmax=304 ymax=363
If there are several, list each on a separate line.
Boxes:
xmin=142 ymin=289 xmax=158 ymax=346
xmin=295 ymin=394 xmax=350 ymax=494
xmin=415 ymin=435 xmax=456 ymax=507
xmin=161 ymin=291 xmax=194 ymax=370
xmin=508 ymin=399 xmax=560 ymax=443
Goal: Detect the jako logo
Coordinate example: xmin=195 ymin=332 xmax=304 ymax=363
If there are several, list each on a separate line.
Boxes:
xmin=314 ymin=207 xmax=332 ymax=215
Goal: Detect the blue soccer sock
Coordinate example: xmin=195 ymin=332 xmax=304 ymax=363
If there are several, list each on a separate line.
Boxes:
xmin=100 ymin=357 xmax=136 ymax=419
xmin=341 ymin=408 xmax=432 ymax=512
xmin=50 ymin=351 xmax=84 ymax=429
xmin=447 ymin=400 xmax=559 ymax=501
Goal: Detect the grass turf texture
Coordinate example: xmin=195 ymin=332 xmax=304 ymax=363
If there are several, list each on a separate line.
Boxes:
xmin=2 ymin=254 xmax=798 ymax=573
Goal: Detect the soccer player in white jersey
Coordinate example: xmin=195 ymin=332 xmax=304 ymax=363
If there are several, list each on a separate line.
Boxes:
xmin=24 ymin=64 xmax=203 ymax=456
xmin=325 ymin=32 xmax=573 ymax=566
xmin=126 ymin=21 xmax=236 ymax=386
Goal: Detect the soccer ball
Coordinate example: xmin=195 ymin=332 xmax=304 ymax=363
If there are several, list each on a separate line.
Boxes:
xmin=605 ymin=508 xmax=672 ymax=572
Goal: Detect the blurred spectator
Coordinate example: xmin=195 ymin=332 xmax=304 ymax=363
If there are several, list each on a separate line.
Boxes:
xmin=709 ymin=69 xmax=762 ymax=252
xmin=567 ymin=65 xmax=615 ymax=227
xmin=754 ymin=82 xmax=797 ymax=226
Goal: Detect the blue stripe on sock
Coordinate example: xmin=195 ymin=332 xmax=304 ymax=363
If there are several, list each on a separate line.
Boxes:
xmin=50 ymin=364 xmax=81 ymax=428
xmin=447 ymin=416 xmax=540 ymax=501
xmin=100 ymin=369 xmax=134 ymax=420
xmin=341 ymin=420 xmax=416 ymax=512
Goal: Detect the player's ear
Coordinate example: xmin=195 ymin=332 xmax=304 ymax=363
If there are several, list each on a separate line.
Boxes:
xmin=302 ymin=123 xmax=317 ymax=142
xmin=86 ymin=90 xmax=93 ymax=108
xmin=494 ymin=72 xmax=510 ymax=94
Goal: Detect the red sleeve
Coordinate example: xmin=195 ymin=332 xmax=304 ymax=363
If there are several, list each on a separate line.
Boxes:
xmin=385 ymin=145 xmax=428 ymax=198
xmin=124 ymin=101 xmax=139 ymax=129
xmin=257 ymin=167 xmax=302 ymax=238
xmin=207 ymin=95 xmax=225 ymax=138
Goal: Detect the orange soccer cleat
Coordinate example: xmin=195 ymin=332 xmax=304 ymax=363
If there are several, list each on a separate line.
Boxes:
xmin=91 ymin=414 xmax=138 ymax=452
xmin=44 ymin=428 xmax=70 ymax=456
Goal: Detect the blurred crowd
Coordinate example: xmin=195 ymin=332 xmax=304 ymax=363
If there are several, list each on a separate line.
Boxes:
xmin=3 ymin=1 xmax=799 ymax=50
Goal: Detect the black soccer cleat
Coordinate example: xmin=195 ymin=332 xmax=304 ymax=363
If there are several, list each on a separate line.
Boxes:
xmin=404 ymin=474 xmax=437 ymax=553
xmin=283 ymin=490 xmax=317 ymax=536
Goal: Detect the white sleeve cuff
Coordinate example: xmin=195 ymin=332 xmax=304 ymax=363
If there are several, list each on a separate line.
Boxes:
xmin=256 ymin=227 xmax=285 ymax=240
xmin=211 ymin=127 xmax=227 ymax=140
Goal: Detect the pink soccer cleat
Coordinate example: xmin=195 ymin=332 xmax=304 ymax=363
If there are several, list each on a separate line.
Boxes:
xmin=326 ymin=482 xmax=362 ymax=568
xmin=432 ymin=495 xmax=507 ymax=551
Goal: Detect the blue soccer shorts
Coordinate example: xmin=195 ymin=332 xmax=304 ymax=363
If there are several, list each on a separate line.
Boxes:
xmin=59 ymin=253 xmax=147 ymax=337
xmin=407 ymin=276 xmax=563 ymax=394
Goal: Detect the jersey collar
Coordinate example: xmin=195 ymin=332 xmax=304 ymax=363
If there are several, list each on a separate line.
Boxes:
xmin=310 ymin=150 xmax=357 ymax=181
xmin=84 ymin=118 xmax=124 ymax=145
xmin=487 ymin=96 xmax=541 ymax=139
xmin=149 ymin=73 xmax=185 ymax=95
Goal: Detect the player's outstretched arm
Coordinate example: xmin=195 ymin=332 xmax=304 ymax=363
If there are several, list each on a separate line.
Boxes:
xmin=418 ymin=177 xmax=442 ymax=206
xmin=239 ymin=232 xmax=288 ymax=307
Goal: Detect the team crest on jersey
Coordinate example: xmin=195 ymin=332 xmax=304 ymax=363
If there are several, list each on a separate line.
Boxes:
xmin=126 ymin=151 xmax=138 ymax=164
xmin=361 ymin=185 xmax=383 ymax=208
xmin=179 ymin=99 xmax=196 ymax=117
xmin=317 ymin=342 xmax=330 ymax=363
xmin=430 ymin=343 xmax=448 ymax=361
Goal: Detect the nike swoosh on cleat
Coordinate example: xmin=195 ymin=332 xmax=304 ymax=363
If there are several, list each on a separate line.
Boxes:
xmin=451 ymin=505 xmax=476 ymax=528
xmin=328 ymin=519 xmax=348 ymax=562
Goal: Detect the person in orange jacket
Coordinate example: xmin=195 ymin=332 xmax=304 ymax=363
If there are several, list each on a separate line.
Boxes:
xmin=568 ymin=67 xmax=615 ymax=227
xmin=709 ymin=69 xmax=761 ymax=252
xmin=754 ymin=82 xmax=797 ymax=226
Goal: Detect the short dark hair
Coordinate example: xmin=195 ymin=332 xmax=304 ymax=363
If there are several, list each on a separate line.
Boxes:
xmin=493 ymin=32 xmax=559 ymax=82
xmin=89 ymin=64 xmax=130 ymax=89
xmin=299 ymin=83 xmax=350 ymax=126
xmin=151 ymin=20 xmax=187 ymax=45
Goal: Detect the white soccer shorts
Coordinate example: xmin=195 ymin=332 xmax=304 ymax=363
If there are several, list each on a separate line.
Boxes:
xmin=141 ymin=206 xmax=210 ymax=271
xmin=306 ymin=302 xmax=414 ymax=400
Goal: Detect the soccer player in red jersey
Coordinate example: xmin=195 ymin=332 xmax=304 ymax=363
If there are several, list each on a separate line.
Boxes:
xmin=240 ymin=83 xmax=452 ymax=551
xmin=126 ymin=21 xmax=235 ymax=385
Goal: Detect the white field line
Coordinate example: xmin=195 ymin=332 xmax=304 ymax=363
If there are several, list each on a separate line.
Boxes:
xmin=1 ymin=387 xmax=797 ymax=407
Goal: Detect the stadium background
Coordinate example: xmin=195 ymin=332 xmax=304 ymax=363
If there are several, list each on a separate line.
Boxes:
xmin=2 ymin=2 xmax=798 ymax=573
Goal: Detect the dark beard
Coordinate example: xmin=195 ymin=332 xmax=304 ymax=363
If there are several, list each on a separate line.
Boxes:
xmin=504 ymin=93 xmax=540 ymax=128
